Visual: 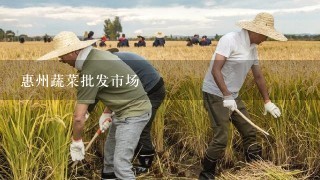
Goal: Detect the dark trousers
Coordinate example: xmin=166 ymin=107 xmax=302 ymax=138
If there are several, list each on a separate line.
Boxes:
xmin=203 ymin=92 xmax=261 ymax=160
xmin=136 ymin=84 xmax=166 ymax=155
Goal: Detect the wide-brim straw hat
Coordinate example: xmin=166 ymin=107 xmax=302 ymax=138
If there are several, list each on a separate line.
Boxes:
xmin=236 ymin=12 xmax=287 ymax=41
xmin=37 ymin=31 xmax=98 ymax=61
xmin=155 ymin=32 xmax=165 ymax=38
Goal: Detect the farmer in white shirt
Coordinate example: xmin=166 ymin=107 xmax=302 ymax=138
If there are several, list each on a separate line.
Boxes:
xmin=200 ymin=12 xmax=287 ymax=179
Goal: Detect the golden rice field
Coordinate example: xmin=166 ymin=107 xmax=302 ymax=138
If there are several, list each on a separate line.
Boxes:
xmin=0 ymin=41 xmax=320 ymax=179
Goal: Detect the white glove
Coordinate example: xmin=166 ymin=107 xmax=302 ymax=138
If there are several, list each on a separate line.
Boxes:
xmin=85 ymin=112 xmax=90 ymax=121
xmin=263 ymin=101 xmax=281 ymax=118
xmin=223 ymin=95 xmax=237 ymax=111
xmin=70 ymin=139 xmax=85 ymax=161
xmin=99 ymin=112 xmax=113 ymax=133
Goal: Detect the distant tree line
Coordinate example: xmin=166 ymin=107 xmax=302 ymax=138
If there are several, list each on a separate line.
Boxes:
xmin=123 ymin=35 xmax=320 ymax=42
xmin=1 ymin=26 xmax=320 ymax=42
xmin=0 ymin=28 xmax=52 ymax=42
xmin=160 ymin=34 xmax=320 ymax=41
xmin=285 ymin=34 xmax=320 ymax=41
xmin=127 ymin=34 xmax=223 ymax=41
xmin=0 ymin=28 xmax=16 ymax=41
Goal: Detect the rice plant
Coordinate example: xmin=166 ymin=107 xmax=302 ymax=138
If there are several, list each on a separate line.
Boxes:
xmin=0 ymin=41 xmax=319 ymax=179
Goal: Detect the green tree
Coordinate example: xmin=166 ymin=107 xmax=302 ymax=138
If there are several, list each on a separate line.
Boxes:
xmin=5 ymin=30 xmax=15 ymax=41
xmin=6 ymin=30 xmax=15 ymax=36
xmin=113 ymin=16 xmax=122 ymax=38
xmin=214 ymin=34 xmax=220 ymax=41
xmin=0 ymin=28 xmax=5 ymax=41
xmin=104 ymin=19 xmax=111 ymax=36
xmin=103 ymin=17 xmax=123 ymax=40
xmin=108 ymin=21 xmax=116 ymax=40
xmin=104 ymin=19 xmax=115 ymax=39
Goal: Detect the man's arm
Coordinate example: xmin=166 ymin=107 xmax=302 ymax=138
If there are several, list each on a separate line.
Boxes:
xmin=211 ymin=53 xmax=231 ymax=96
xmin=212 ymin=54 xmax=238 ymax=111
xmin=73 ymin=103 xmax=89 ymax=140
xmin=251 ymin=65 xmax=270 ymax=103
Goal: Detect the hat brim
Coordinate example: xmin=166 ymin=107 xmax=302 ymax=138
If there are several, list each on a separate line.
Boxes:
xmin=236 ymin=21 xmax=287 ymax=41
xmin=155 ymin=32 xmax=165 ymax=38
xmin=37 ymin=39 xmax=98 ymax=61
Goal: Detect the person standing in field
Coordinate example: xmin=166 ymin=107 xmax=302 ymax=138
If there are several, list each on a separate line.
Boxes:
xmin=87 ymin=51 xmax=166 ymax=175
xmin=37 ymin=31 xmax=152 ymax=180
xmin=84 ymin=31 xmax=97 ymax=47
xmin=84 ymin=31 xmax=94 ymax=40
xmin=200 ymin=12 xmax=287 ymax=179
xmin=192 ymin=34 xmax=200 ymax=45
xmin=117 ymin=33 xmax=130 ymax=47
xmin=153 ymin=32 xmax=165 ymax=47
xmin=134 ymin=35 xmax=146 ymax=47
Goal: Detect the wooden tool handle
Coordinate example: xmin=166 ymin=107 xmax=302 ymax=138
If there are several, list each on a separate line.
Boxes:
xmin=235 ymin=109 xmax=270 ymax=136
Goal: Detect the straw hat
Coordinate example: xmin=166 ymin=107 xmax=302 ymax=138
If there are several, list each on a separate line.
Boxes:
xmin=236 ymin=12 xmax=287 ymax=41
xmin=37 ymin=31 xmax=98 ymax=61
xmin=155 ymin=32 xmax=165 ymax=38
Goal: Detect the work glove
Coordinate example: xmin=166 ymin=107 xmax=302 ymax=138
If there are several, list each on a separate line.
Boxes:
xmin=99 ymin=112 xmax=113 ymax=133
xmin=70 ymin=139 xmax=85 ymax=161
xmin=223 ymin=95 xmax=237 ymax=111
xmin=263 ymin=101 xmax=281 ymax=118
xmin=85 ymin=112 xmax=90 ymax=121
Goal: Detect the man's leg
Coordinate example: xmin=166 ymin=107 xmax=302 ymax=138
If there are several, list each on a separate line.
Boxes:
xmin=102 ymin=122 xmax=117 ymax=179
xmin=231 ymin=98 xmax=262 ymax=162
xmin=200 ymin=92 xmax=231 ymax=180
xmin=113 ymin=112 xmax=151 ymax=179
xmin=135 ymin=85 xmax=165 ymax=173
xmin=133 ymin=105 xmax=156 ymax=174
